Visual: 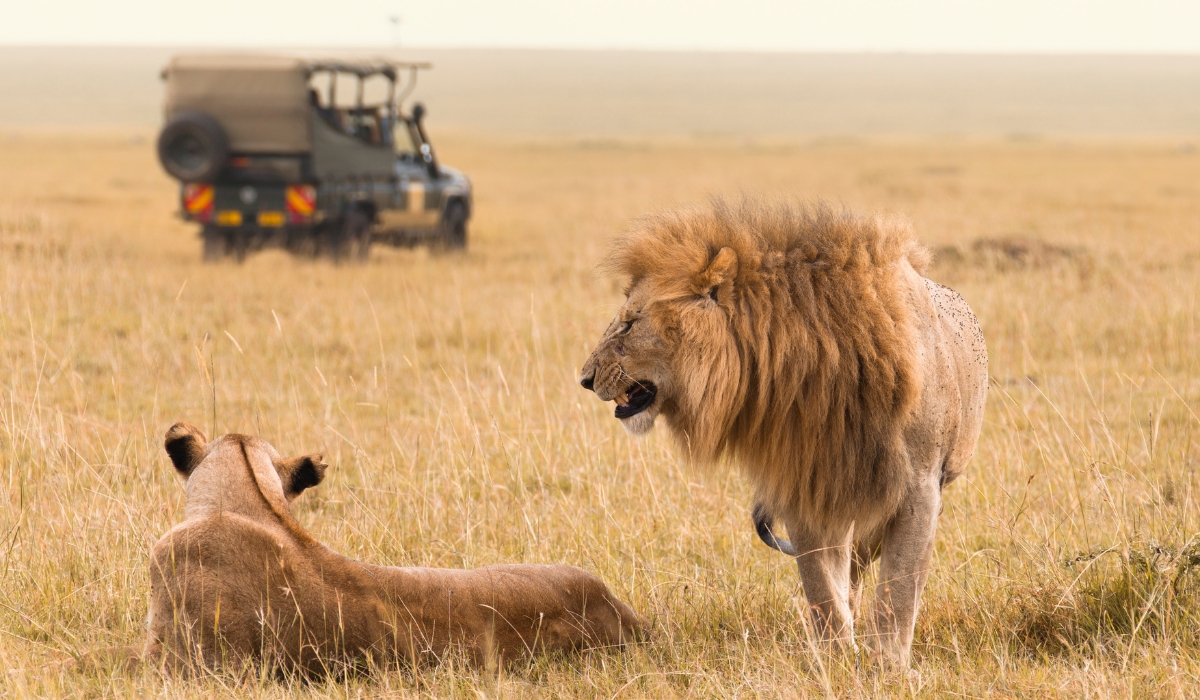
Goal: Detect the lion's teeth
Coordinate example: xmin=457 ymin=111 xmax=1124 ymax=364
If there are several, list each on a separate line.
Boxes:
xmin=615 ymin=391 xmax=629 ymax=405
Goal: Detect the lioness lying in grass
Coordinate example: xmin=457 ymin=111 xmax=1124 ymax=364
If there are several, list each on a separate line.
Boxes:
xmin=134 ymin=423 xmax=643 ymax=674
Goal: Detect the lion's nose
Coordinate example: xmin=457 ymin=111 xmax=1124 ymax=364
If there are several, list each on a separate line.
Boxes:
xmin=579 ymin=369 xmax=595 ymax=391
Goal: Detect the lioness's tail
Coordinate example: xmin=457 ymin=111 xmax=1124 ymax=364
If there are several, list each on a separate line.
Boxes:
xmin=752 ymin=502 xmax=796 ymax=556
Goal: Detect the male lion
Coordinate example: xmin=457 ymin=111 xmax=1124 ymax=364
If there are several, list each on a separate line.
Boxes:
xmin=133 ymin=423 xmax=643 ymax=674
xmin=579 ymin=200 xmax=987 ymax=665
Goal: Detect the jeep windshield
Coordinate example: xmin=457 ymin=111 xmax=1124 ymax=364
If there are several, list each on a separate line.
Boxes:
xmin=395 ymin=120 xmax=424 ymax=159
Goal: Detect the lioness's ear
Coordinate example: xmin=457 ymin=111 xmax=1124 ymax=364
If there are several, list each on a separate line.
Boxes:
xmin=164 ymin=422 xmax=207 ymax=477
xmin=695 ymin=247 xmax=738 ymax=303
xmin=275 ymin=454 xmax=328 ymax=501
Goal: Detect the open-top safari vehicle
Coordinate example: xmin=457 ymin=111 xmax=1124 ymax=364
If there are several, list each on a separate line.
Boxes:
xmin=157 ymin=54 xmax=472 ymax=261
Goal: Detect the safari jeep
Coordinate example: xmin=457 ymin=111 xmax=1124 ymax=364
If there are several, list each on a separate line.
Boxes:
xmin=157 ymin=54 xmax=472 ymax=261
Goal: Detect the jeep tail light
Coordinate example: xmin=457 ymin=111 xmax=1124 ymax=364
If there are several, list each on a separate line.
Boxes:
xmin=286 ymin=185 xmax=316 ymax=223
xmin=183 ymin=184 xmax=214 ymax=222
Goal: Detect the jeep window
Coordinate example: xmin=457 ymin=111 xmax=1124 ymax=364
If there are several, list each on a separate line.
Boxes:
xmin=309 ymin=71 xmax=395 ymax=148
xmin=393 ymin=120 xmax=419 ymax=157
xmin=339 ymin=107 xmax=387 ymax=145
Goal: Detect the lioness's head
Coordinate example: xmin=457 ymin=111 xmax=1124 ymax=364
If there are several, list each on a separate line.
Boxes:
xmin=579 ymin=235 xmax=741 ymax=441
xmin=165 ymin=422 xmax=328 ymax=522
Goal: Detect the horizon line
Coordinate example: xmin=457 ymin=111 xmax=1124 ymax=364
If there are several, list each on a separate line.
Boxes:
xmin=3 ymin=43 xmax=1200 ymax=58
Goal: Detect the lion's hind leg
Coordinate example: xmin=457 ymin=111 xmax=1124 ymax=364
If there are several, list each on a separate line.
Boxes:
xmin=848 ymin=532 xmax=884 ymax=621
xmin=871 ymin=471 xmax=941 ymax=667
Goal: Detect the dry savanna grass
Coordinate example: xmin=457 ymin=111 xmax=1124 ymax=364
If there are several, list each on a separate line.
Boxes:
xmin=0 ymin=130 xmax=1199 ymax=697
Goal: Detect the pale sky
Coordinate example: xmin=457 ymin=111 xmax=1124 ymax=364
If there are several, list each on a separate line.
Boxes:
xmin=0 ymin=0 xmax=1196 ymax=54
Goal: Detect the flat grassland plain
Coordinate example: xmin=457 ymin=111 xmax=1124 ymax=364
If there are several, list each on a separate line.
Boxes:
xmin=2 ymin=50 xmax=1200 ymax=697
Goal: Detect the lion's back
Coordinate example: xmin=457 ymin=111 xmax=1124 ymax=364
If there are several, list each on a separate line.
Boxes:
xmin=920 ymin=277 xmax=988 ymax=486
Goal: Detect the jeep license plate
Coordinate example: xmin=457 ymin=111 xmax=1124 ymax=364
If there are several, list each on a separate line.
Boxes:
xmin=216 ymin=210 xmax=243 ymax=226
xmin=257 ymin=211 xmax=285 ymax=227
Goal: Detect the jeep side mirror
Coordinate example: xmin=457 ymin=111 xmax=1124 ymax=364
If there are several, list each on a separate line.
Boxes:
xmin=420 ymin=144 xmax=439 ymax=177
xmin=411 ymin=103 xmax=426 ymax=125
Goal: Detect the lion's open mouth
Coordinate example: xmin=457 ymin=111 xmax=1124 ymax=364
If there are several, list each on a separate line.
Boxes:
xmin=614 ymin=382 xmax=657 ymax=419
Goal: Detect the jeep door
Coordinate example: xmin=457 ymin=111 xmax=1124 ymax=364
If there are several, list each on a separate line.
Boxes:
xmin=378 ymin=122 xmax=441 ymax=230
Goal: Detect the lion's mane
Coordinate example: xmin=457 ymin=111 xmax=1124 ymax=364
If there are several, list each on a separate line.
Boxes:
xmin=605 ymin=199 xmax=932 ymax=532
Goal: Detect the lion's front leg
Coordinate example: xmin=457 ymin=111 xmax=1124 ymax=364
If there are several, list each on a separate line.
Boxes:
xmin=786 ymin=520 xmax=856 ymax=650
xmin=872 ymin=471 xmax=941 ymax=666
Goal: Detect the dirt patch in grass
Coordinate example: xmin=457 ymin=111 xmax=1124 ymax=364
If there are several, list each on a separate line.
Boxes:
xmin=934 ymin=236 xmax=1094 ymax=275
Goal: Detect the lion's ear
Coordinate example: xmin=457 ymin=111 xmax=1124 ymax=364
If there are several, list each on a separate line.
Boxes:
xmin=696 ymin=247 xmax=738 ymax=304
xmin=275 ymin=454 xmax=328 ymax=501
xmin=164 ymin=422 xmax=208 ymax=477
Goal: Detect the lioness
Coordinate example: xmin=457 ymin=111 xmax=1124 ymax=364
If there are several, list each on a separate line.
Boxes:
xmin=579 ymin=200 xmax=987 ymax=665
xmin=137 ymin=423 xmax=643 ymax=673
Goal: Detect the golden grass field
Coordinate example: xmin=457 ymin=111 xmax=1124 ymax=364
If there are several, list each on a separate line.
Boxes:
xmin=1 ymin=127 xmax=1199 ymax=698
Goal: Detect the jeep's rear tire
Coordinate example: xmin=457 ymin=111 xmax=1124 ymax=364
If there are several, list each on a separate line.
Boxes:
xmin=201 ymin=226 xmax=229 ymax=262
xmin=158 ymin=111 xmax=229 ymax=182
xmin=319 ymin=210 xmax=370 ymax=263
xmin=439 ymin=201 xmax=468 ymax=250
xmin=347 ymin=210 xmax=372 ymax=263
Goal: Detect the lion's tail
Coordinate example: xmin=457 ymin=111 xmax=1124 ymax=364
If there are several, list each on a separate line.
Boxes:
xmin=752 ymin=502 xmax=796 ymax=556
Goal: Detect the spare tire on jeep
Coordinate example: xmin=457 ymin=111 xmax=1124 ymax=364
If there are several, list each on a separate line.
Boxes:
xmin=157 ymin=111 xmax=229 ymax=182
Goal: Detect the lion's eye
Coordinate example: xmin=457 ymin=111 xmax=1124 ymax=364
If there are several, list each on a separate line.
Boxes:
xmin=619 ymin=320 xmax=634 ymax=334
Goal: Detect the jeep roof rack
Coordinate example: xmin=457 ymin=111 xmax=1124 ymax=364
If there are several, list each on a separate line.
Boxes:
xmin=163 ymin=54 xmax=430 ymax=79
